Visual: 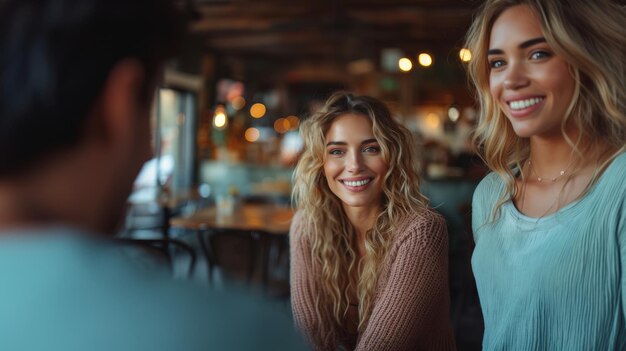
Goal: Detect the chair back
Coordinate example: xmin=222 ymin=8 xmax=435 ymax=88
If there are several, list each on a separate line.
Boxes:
xmin=124 ymin=202 xmax=172 ymax=238
xmin=205 ymin=230 xmax=263 ymax=287
xmin=111 ymin=238 xmax=196 ymax=278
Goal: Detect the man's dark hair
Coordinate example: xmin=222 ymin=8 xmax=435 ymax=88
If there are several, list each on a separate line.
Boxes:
xmin=0 ymin=0 xmax=185 ymax=176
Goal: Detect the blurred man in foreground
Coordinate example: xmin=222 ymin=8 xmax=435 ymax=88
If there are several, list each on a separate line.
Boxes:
xmin=0 ymin=0 xmax=306 ymax=349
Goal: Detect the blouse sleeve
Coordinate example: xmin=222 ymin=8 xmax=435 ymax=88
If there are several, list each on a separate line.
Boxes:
xmin=289 ymin=213 xmax=327 ymax=350
xmin=618 ymin=184 xmax=626 ymax=321
xmin=355 ymin=214 xmax=455 ymax=351
xmin=472 ymin=172 xmax=500 ymax=243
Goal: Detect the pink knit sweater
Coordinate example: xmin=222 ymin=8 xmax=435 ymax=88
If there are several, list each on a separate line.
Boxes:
xmin=290 ymin=209 xmax=456 ymax=351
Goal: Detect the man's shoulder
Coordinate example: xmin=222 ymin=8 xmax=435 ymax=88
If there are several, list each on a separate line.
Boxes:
xmin=0 ymin=230 xmax=307 ymax=350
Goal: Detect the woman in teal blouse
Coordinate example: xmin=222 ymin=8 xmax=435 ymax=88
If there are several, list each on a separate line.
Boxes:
xmin=465 ymin=0 xmax=626 ymax=349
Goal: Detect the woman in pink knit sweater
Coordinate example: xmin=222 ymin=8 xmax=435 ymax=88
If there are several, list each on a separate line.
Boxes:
xmin=290 ymin=92 xmax=456 ymax=350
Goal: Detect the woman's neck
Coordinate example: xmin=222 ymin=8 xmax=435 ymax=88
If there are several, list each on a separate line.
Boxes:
xmin=344 ymin=206 xmax=378 ymax=235
xmin=343 ymin=204 xmax=380 ymax=257
xmin=529 ymin=138 xmax=575 ymax=174
xmin=527 ymin=127 xmax=597 ymax=177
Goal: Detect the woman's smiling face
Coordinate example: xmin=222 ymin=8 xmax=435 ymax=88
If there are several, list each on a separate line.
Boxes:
xmin=323 ymin=113 xmax=388 ymax=212
xmin=488 ymin=4 xmax=576 ymax=139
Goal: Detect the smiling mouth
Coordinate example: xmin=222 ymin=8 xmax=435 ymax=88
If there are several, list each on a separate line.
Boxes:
xmin=508 ymin=97 xmax=544 ymax=110
xmin=340 ymin=178 xmax=372 ymax=187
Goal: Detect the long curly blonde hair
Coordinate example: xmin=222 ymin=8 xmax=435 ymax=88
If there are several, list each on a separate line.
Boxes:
xmin=465 ymin=0 xmax=626 ymax=220
xmin=292 ymin=92 xmax=428 ymax=347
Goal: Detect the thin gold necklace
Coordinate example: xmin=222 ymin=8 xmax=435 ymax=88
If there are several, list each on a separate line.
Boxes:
xmin=527 ymin=158 xmax=574 ymax=183
xmin=516 ymin=167 xmax=565 ymax=224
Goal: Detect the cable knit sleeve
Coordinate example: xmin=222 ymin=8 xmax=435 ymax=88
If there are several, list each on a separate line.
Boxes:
xmin=289 ymin=212 xmax=327 ymax=350
xmin=355 ymin=212 xmax=456 ymax=351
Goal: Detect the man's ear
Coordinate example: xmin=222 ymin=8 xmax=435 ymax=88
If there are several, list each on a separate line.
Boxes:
xmin=90 ymin=59 xmax=145 ymax=145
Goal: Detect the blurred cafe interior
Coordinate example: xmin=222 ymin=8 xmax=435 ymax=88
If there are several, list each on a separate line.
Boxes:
xmin=124 ymin=0 xmax=485 ymax=349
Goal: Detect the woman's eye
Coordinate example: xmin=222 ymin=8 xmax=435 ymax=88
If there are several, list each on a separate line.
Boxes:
xmin=363 ymin=146 xmax=381 ymax=153
xmin=328 ymin=149 xmax=344 ymax=155
xmin=530 ymin=51 xmax=551 ymax=60
xmin=489 ymin=59 xmax=505 ymax=69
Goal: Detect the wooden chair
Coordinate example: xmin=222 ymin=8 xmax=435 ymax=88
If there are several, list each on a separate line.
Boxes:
xmin=111 ymin=237 xmax=197 ymax=278
xmin=197 ymin=229 xmax=264 ymax=288
xmin=123 ymin=202 xmax=172 ymax=239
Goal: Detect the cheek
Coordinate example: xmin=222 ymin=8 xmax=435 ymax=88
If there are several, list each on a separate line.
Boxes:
xmin=323 ymin=159 xmax=340 ymax=179
xmin=322 ymin=163 xmax=341 ymax=196
xmin=369 ymin=159 xmax=389 ymax=178
xmin=554 ymin=71 xmax=576 ymax=102
xmin=375 ymin=157 xmax=387 ymax=170
xmin=489 ymin=75 xmax=501 ymax=101
xmin=381 ymin=164 xmax=389 ymax=177
xmin=373 ymin=159 xmax=389 ymax=177
xmin=540 ymin=60 xmax=573 ymax=93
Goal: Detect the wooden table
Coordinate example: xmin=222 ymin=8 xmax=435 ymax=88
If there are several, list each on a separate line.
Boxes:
xmin=170 ymin=204 xmax=294 ymax=235
xmin=169 ymin=204 xmax=294 ymax=288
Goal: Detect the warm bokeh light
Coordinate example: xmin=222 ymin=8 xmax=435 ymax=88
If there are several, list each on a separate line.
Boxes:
xmin=459 ymin=48 xmax=472 ymax=62
xmin=213 ymin=105 xmax=227 ymax=129
xmin=231 ymin=96 xmax=246 ymax=110
xmin=274 ymin=118 xmax=289 ymax=134
xmin=398 ymin=58 xmax=413 ymax=72
xmin=418 ymin=53 xmax=433 ymax=67
xmin=347 ymin=59 xmax=375 ymax=75
xmin=244 ymin=127 xmax=260 ymax=142
xmin=448 ymin=107 xmax=460 ymax=122
xmin=425 ymin=112 xmax=440 ymax=129
xmin=250 ymin=103 xmax=266 ymax=118
xmin=286 ymin=115 xmax=300 ymax=130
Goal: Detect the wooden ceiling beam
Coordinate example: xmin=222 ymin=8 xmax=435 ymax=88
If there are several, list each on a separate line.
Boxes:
xmin=188 ymin=0 xmax=476 ymax=61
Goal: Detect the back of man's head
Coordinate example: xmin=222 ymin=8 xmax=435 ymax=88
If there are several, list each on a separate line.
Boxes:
xmin=0 ymin=0 xmax=184 ymax=177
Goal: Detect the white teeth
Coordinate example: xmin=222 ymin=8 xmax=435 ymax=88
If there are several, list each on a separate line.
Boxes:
xmin=343 ymin=179 xmax=371 ymax=187
xmin=509 ymin=97 xmax=544 ymax=110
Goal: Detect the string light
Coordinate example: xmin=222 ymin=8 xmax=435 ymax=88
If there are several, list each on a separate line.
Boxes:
xmin=418 ymin=53 xmax=433 ymax=67
xmin=213 ymin=105 xmax=227 ymax=129
xmin=459 ymin=48 xmax=472 ymax=62
xmin=398 ymin=58 xmax=413 ymax=72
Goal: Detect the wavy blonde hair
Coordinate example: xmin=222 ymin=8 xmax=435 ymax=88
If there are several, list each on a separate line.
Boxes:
xmin=292 ymin=92 xmax=428 ymax=347
xmin=466 ymin=0 xmax=626 ymax=220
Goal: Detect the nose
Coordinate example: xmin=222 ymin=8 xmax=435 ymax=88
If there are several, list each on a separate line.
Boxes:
xmin=346 ymin=150 xmax=364 ymax=173
xmin=503 ymin=60 xmax=529 ymax=90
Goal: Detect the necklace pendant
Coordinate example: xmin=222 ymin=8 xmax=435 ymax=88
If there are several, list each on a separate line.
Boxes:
xmin=528 ymin=157 xmax=571 ymax=184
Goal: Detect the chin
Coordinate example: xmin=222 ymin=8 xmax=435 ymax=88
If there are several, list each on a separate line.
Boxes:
xmin=508 ymin=120 xmax=538 ymax=138
xmin=511 ymin=128 xmax=534 ymax=138
xmin=343 ymin=201 xmax=368 ymax=208
xmin=513 ymin=125 xmax=562 ymax=139
xmin=338 ymin=196 xmax=374 ymax=208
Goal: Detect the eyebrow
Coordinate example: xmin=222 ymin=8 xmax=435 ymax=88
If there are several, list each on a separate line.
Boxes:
xmin=487 ymin=37 xmax=547 ymax=55
xmin=326 ymin=138 xmax=378 ymax=147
